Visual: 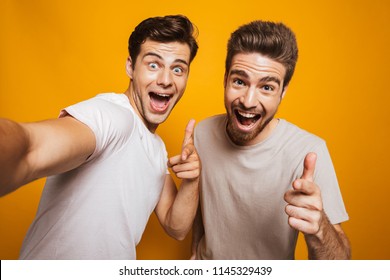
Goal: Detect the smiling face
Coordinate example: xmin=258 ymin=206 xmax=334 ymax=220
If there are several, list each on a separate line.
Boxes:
xmin=224 ymin=52 xmax=287 ymax=146
xmin=126 ymin=39 xmax=191 ymax=132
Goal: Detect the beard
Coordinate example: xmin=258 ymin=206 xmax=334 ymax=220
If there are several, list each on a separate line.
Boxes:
xmin=226 ymin=112 xmax=275 ymax=146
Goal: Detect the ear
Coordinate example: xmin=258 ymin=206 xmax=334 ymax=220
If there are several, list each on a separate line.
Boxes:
xmin=126 ymin=57 xmax=133 ymax=79
xmin=281 ymin=86 xmax=288 ymax=100
xmin=223 ymin=72 xmax=228 ymax=88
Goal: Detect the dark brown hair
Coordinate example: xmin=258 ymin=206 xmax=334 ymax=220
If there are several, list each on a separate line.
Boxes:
xmin=225 ymin=20 xmax=298 ymax=88
xmin=128 ymin=15 xmax=198 ymax=68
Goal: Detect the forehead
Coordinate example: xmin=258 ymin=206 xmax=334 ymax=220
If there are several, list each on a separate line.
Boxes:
xmin=138 ymin=39 xmax=191 ymax=64
xmin=229 ymin=53 xmax=286 ymax=80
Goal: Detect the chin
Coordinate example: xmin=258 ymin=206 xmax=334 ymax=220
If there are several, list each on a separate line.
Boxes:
xmin=227 ymin=115 xmax=273 ymax=146
xmin=227 ymin=124 xmax=258 ymax=145
xmin=147 ymin=113 xmax=169 ymax=126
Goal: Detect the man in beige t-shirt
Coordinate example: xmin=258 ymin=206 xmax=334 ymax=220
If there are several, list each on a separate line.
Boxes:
xmin=192 ymin=20 xmax=350 ymax=259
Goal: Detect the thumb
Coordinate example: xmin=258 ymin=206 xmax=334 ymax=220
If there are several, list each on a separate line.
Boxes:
xmin=301 ymin=152 xmax=317 ymax=181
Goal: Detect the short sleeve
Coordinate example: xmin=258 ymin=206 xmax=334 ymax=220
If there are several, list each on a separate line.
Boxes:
xmin=313 ymin=142 xmax=349 ymax=224
xmin=59 ymin=95 xmax=135 ymax=162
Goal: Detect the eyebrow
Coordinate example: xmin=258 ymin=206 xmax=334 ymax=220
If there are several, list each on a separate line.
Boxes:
xmin=143 ymin=52 xmax=189 ymax=66
xmin=259 ymin=76 xmax=281 ymax=86
xmin=230 ymin=69 xmax=281 ymax=85
xmin=230 ymin=69 xmax=249 ymax=78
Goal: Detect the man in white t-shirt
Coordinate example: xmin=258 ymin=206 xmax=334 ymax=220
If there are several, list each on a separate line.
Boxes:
xmin=191 ymin=20 xmax=351 ymax=259
xmin=0 ymin=15 xmax=200 ymax=259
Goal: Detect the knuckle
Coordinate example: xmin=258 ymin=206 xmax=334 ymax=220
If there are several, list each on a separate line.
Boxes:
xmin=314 ymin=211 xmax=322 ymax=222
xmin=285 ymin=204 xmax=292 ymax=215
xmin=310 ymin=223 xmax=320 ymax=234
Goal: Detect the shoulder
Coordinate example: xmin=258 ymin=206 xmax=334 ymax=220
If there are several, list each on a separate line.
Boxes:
xmin=63 ymin=93 xmax=133 ymax=132
xmin=196 ymin=114 xmax=226 ymax=134
xmin=64 ymin=93 xmax=131 ymax=113
xmin=93 ymin=93 xmax=131 ymax=109
xmin=195 ymin=114 xmax=227 ymax=150
xmin=278 ymin=119 xmax=325 ymax=149
xmin=81 ymin=93 xmax=132 ymax=118
xmin=62 ymin=94 xmax=136 ymax=157
xmin=274 ymin=119 xmax=330 ymax=172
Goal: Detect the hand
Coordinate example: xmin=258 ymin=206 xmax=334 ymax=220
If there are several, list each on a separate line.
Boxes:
xmin=168 ymin=119 xmax=200 ymax=181
xmin=284 ymin=152 xmax=324 ymax=235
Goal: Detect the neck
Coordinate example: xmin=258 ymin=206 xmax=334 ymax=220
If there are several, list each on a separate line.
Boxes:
xmin=124 ymin=87 xmax=158 ymax=133
xmin=256 ymin=118 xmax=279 ymax=143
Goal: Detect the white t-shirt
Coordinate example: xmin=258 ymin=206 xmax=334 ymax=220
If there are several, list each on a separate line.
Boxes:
xmin=19 ymin=93 xmax=168 ymax=259
xmin=195 ymin=115 xmax=349 ymax=259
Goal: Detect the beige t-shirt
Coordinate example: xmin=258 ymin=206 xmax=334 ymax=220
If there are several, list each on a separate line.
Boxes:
xmin=194 ymin=115 xmax=348 ymax=259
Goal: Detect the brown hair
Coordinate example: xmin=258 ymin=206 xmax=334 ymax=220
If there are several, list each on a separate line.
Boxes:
xmin=225 ymin=20 xmax=298 ymax=88
xmin=128 ymin=15 xmax=198 ymax=68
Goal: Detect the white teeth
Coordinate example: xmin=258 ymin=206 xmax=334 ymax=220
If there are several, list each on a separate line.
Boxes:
xmin=238 ymin=111 xmax=256 ymax=118
xmin=155 ymin=93 xmax=171 ymax=98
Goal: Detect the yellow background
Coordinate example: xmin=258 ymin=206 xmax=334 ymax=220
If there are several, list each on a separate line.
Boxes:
xmin=1 ymin=0 xmax=389 ymax=260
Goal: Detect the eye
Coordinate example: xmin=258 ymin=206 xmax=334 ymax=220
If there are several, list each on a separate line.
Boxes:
xmin=173 ymin=67 xmax=183 ymax=74
xmin=262 ymin=85 xmax=274 ymax=91
xmin=233 ymin=79 xmax=245 ymax=86
xmin=149 ymin=62 xmax=158 ymax=70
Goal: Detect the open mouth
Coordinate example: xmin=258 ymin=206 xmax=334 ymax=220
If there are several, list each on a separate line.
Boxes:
xmin=234 ymin=109 xmax=261 ymax=128
xmin=149 ymin=92 xmax=172 ymax=112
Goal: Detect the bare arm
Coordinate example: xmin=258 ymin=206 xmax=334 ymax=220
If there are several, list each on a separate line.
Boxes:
xmin=284 ymin=153 xmax=351 ymax=259
xmin=0 ymin=118 xmax=30 ymax=195
xmin=154 ymin=120 xmax=200 ymax=240
xmin=0 ymin=116 xmax=95 ymax=196
xmin=190 ymin=203 xmax=204 ymax=259
xmin=305 ymin=217 xmax=351 ymax=259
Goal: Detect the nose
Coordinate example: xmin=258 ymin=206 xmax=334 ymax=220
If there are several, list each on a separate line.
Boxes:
xmin=239 ymin=87 xmax=257 ymax=109
xmin=157 ymin=68 xmax=173 ymax=87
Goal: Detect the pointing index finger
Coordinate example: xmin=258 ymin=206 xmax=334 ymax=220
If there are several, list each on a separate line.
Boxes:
xmin=182 ymin=119 xmax=196 ymax=147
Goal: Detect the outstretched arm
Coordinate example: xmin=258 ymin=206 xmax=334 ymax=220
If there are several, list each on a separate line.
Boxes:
xmin=155 ymin=119 xmax=200 ymax=240
xmin=0 ymin=117 xmax=95 ymax=196
xmin=284 ymin=153 xmax=351 ymax=259
xmin=0 ymin=118 xmax=30 ymax=195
